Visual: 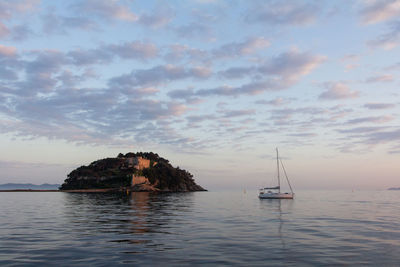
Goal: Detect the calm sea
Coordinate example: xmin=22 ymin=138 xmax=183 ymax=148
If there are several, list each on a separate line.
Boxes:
xmin=0 ymin=190 xmax=399 ymax=266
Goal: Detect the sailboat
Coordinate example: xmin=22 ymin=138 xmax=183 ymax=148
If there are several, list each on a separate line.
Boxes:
xmin=259 ymin=148 xmax=294 ymax=199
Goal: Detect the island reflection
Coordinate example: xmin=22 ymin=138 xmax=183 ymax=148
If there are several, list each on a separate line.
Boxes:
xmin=62 ymin=192 xmax=195 ymax=251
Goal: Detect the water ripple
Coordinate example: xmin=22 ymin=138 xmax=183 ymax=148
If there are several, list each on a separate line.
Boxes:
xmin=0 ymin=191 xmax=399 ymax=265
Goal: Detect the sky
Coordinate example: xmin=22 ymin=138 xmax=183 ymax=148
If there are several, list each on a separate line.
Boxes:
xmin=0 ymin=0 xmax=399 ymax=190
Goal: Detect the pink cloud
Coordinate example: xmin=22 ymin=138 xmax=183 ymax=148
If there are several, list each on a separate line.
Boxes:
xmin=0 ymin=44 xmax=17 ymax=56
xmin=319 ymin=82 xmax=359 ymax=100
xmin=0 ymin=23 xmax=10 ymax=38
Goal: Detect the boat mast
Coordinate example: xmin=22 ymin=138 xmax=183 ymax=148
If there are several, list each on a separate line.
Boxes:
xmin=276 ymin=147 xmax=280 ymax=193
xmin=280 ymin=158 xmax=293 ymax=194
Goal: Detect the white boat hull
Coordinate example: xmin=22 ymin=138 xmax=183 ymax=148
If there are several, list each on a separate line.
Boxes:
xmin=259 ymin=192 xmax=294 ymax=199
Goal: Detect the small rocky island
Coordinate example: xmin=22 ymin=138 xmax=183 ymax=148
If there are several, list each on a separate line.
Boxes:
xmin=60 ymin=152 xmax=206 ymax=192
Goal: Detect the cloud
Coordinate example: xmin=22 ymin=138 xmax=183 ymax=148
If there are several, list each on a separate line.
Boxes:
xmin=6 ymin=50 xmax=68 ymax=95
xmin=346 ymin=115 xmax=394 ymax=124
xmin=108 ymin=41 xmax=158 ymax=60
xmin=196 ymin=80 xmax=279 ymax=97
xmin=319 ymin=82 xmax=359 ymax=100
xmin=164 ymin=44 xmax=208 ymax=63
xmin=66 ymin=40 xmax=158 ymax=66
xmin=168 ymin=88 xmax=196 ymax=99
xmin=0 ymin=23 xmax=10 ymax=38
xmin=42 ymin=12 xmax=97 ymax=34
xmin=327 ymin=105 xmax=354 ymax=121
xmin=138 ymin=4 xmax=174 ymax=28
xmin=337 ymin=126 xmax=388 ymax=134
xmin=25 ymin=50 xmax=67 ymax=75
xmin=364 ymin=103 xmax=396 ymax=109
xmin=218 ymin=66 xmax=255 ymax=79
xmin=269 ymin=107 xmax=324 ymax=125
xmin=0 ymin=66 xmax=18 ymax=80
xmin=222 ymin=109 xmax=255 ymax=118
xmin=360 ymin=0 xmax=400 ymax=24
xmin=255 ymin=97 xmax=291 ymax=106
xmin=365 ymin=74 xmax=394 ymax=83
xmin=0 ymin=0 xmax=39 ymax=39
xmin=176 ymin=22 xmax=213 ymax=40
xmin=1 ymin=78 xmax=192 ymax=148
xmin=9 ymin=24 xmax=33 ymax=41
xmin=365 ymin=128 xmax=400 ymax=144
xmin=164 ymin=37 xmax=270 ymax=64
xmin=0 ymin=44 xmax=17 ymax=57
xmin=110 ymin=64 xmax=212 ymax=88
xmin=67 ymin=48 xmax=112 ymax=66
xmin=259 ymin=49 xmax=326 ymax=84
xmin=168 ymin=49 xmax=325 ymax=100
xmin=246 ymin=1 xmax=319 ymax=26
xmin=367 ymin=20 xmax=400 ymax=49
xmin=218 ymin=49 xmax=325 ymax=83
xmin=287 ymin=132 xmax=317 ymax=137
xmin=0 ymin=0 xmax=39 ymax=19
xmin=213 ymin=37 xmax=270 ymax=58
xmin=74 ymin=0 xmax=138 ymax=22
xmin=125 ymin=99 xmax=188 ymax=120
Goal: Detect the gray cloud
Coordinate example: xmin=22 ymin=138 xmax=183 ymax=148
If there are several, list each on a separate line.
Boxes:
xmin=0 ymin=0 xmax=39 ymax=19
xmin=0 ymin=66 xmax=18 ymax=80
xmin=196 ymin=80 xmax=279 ymax=97
xmin=73 ymin=0 xmax=138 ymax=22
xmin=270 ymin=107 xmax=324 ymax=123
xmin=0 ymin=0 xmax=39 ymax=39
xmin=164 ymin=37 xmax=270 ymax=64
xmin=213 ymin=37 xmax=270 ymax=58
xmin=337 ymin=126 xmax=388 ymax=134
xmin=42 ymin=12 xmax=97 ymax=34
xmin=218 ymin=66 xmax=255 ymax=79
xmin=108 ymin=41 xmax=158 ymax=60
xmin=365 ymin=128 xmax=400 ymax=144
xmin=138 ymin=4 xmax=174 ymax=28
xmin=364 ymin=103 xmax=396 ymax=109
xmin=9 ymin=24 xmax=33 ymax=41
xmin=365 ymin=74 xmax=394 ymax=83
xmin=287 ymin=132 xmax=317 ymax=137
xmin=259 ymin=49 xmax=326 ymax=84
xmin=360 ymin=0 xmax=400 ymax=24
xmin=110 ymin=64 xmax=212 ymax=88
xmin=367 ymin=20 xmax=400 ymax=49
xmin=255 ymin=98 xmax=291 ymax=106
xmin=246 ymin=1 xmax=320 ymax=26
xmin=169 ymin=49 xmax=325 ymax=100
xmin=67 ymin=40 xmax=158 ymax=65
xmin=67 ymin=48 xmax=112 ymax=66
xmin=175 ymin=22 xmax=214 ymax=39
xmin=346 ymin=116 xmax=394 ymax=125
xmin=223 ymin=109 xmax=255 ymax=118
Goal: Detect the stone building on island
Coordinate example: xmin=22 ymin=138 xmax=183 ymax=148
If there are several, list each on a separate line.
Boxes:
xmin=128 ymin=156 xmax=154 ymax=187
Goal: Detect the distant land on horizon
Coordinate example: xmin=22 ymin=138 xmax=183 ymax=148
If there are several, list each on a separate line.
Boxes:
xmin=388 ymin=187 xmax=400 ymax=191
xmin=0 ymin=183 xmax=60 ymax=190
